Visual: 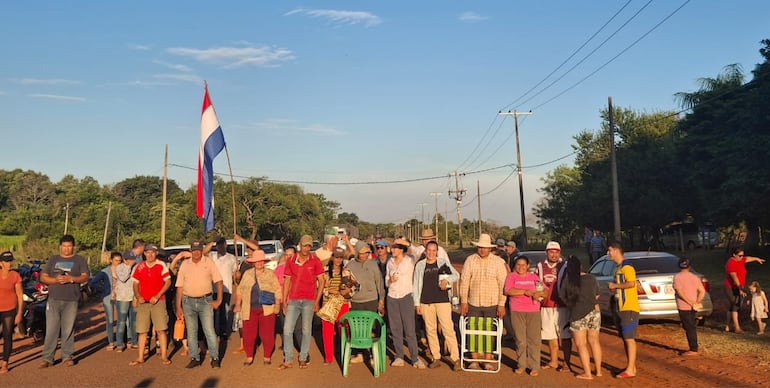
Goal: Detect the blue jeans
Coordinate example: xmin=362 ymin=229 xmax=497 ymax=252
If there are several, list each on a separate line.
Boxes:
xmin=41 ymin=299 xmax=79 ymax=363
xmin=116 ymin=300 xmax=137 ymax=347
xmin=283 ymin=299 xmax=314 ymax=363
xmin=182 ymin=295 xmax=219 ymax=361
xmin=102 ymin=296 xmax=116 ymax=345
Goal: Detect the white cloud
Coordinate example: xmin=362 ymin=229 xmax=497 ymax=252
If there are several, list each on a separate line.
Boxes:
xmin=251 ymin=118 xmax=345 ymax=136
xmin=459 ymin=12 xmax=488 ymax=23
xmin=152 ymin=60 xmax=193 ymax=72
xmin=14 ymin=78 xmax=81 ymax=85
xmin=153 ymin=73 xmax=203 ymax=84
xmin=128 ymin=44 xmax=151 ymax=51
xmin=28 ymin=93 xmax=86 ymax=102
xmin=285 ymin=8 xmax=381 ymax=27
xmin=166 ymin=46 xmax=295 ymax=68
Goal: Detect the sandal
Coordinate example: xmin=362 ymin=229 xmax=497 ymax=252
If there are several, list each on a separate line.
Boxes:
xmin=278 ymin=362 xmax=292 ymax=370
xmin=128 ymin=360 xmax=144 ymax=367
xmin=298 ymin=360 xmax=309 ymax=369
xmin=514 ymin=368 xmax=524 ymax=375
xmin=115 ymin=346 xmax=125 ymax=353
xmin=556 ymin=365 xmax=571 ymax=373
xmin=106 ymin=344 xmax=116 ymax=352
xmin=243 ymin=358 xmax=253 ymax=366
xmin=161 ymin=359 xmax=172 ymax=366
xmin=529 ymin=370 xmax=539 ymax=377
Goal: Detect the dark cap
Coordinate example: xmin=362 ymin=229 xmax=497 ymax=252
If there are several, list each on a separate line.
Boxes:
xmin=495 ymin=238 xmax=506 ymax=246
xmin=0 ymin=251 xmax=13 ymax=261
xmin=678 ymin=257 xmax=691 ymax=269
xmin=122 ymin=251 xmax=137 ymax=260
xmin=145 ymin=243 xmax=158 ymax=251
xmin=190 ymin=240 xmax=204 ymax=251
xmin=332 ymin=247 xmax=346 ymax=258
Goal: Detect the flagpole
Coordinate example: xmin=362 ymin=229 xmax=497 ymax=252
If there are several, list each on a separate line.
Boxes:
xmin=224 ymin=145 xmax=237 ymax=235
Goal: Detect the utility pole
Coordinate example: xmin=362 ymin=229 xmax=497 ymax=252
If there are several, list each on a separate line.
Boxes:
xmin=101 ymin=202 xmax=112 ymax=256
xmin=64 ymin=202 xmax=70 ymax=235
xmin=498 ymin=110 xmax=533 ymax=250
xmin=430 ymin=192 xmax=442 ymax=244
xmin=477 ymin=180 xmax=482 ymax=236
xmin=444 ymin=196 xmax=448 ymax=245
xmin=417 ymin=203 xmax=427 ymax=233
xmin=448 ymin=171 xmax=466 ymax=248
xmin=609 ymin=97 xmax=621 ymax=240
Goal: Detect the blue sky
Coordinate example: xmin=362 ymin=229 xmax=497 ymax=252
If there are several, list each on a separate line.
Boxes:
xmin=2 ymin=1 xmax=768 ymax=229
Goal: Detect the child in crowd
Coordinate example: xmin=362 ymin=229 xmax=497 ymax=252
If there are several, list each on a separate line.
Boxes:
xmin=748 ymin=281 xmax=768 ymax=335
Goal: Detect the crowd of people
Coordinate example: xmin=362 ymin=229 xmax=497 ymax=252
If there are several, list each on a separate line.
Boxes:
xmin=0 ymin=230 xmax=766 ymax=380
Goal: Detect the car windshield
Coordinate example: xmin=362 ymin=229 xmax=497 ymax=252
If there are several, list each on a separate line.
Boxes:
xmin=259 ymin=243 xmax=277 ymax=254
xmin=629 ymin=256 xmax=680 ymax=275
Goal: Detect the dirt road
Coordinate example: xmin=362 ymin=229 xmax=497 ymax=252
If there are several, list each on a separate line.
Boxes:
xmin=1 ymin=300 xmax=767 ymax=387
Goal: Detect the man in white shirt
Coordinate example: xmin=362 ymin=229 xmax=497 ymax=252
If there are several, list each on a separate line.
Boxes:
xmin=204 ymin=238 xmax=238 ymax=339
xmin=412 ymin=229 xmax=449 ymax=261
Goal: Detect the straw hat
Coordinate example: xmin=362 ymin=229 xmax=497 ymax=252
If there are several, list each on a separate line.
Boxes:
xmin=471 ymin=233 xmax=496 ymax=248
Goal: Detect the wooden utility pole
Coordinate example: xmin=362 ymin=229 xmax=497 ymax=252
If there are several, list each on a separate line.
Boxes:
xmin=477 ymin=180 xmax=482 ymax=236
xmin=609 ymin=97 xmax=621 ymax=240
xmin=101 ymin=202 xmax=112 ymax=255
xmin=448 ymin=171 xmax=466 ymax=248
xmin=430 ymin=192 xmax=442 ymax=244
xmin=498 ymin=110 xmax=533 ymax=250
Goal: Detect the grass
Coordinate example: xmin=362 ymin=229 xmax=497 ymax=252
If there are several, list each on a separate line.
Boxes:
xmin=0 ymin=235 xmax=25 ymax=252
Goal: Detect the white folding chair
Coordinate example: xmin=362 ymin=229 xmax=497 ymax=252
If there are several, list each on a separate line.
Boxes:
xmin=459 ymin=316 xmax=503 ymax=373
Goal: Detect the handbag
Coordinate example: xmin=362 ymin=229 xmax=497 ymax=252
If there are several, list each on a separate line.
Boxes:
xmin=317 ymin=294 xmax=345 ymax=323
xmin=254 ymin=270 xmax=276 ymax=305
xmin=259 ymin=290 xmax=276 ymax=305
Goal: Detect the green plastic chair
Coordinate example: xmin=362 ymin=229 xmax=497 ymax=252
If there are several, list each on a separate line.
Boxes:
xmin=340 ymin=310 xmax=387 ymax=377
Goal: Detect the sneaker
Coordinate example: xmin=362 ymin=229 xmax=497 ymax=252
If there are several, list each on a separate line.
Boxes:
xmin=414 ymin=359 xmax=427 ymax=369
xmin=391 ymin=358 xmax=405 ymax=367
xmin=185 ymin=359 xmax=201 ymax=369
xmin=428 ymin=359 xmax=442 ymax=369
xmin=211 ymin=359 xmax=221 ymax=369
xmin=350 ymin=354 xmax=364 ymax=364
xmin=452 ymin=359 xmax=461 ymax=372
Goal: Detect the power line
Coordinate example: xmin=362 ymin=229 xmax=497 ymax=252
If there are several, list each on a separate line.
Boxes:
xmin=531 ymin=0 xmax=691 ymax=111
xmin=168 ymin=151 xmax=576 ymax=187
xmin=456 ymin=0 xmax=636 ymax=172
xmin=500 ymin=0 xmax=634 ymax=112
xmin=517 ymin=0 xmax=654 ymax=110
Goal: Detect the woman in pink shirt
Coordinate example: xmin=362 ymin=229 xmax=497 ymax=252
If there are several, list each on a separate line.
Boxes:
xmin=504 ymin=256 xmax=545 ymax=376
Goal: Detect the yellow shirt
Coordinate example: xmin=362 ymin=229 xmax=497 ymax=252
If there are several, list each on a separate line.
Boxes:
xmin=615 ymin=262 xmax=640 ymax=312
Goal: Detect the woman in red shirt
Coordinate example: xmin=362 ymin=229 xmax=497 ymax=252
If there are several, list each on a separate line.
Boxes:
xmin=724 ymin=248 xmax=766 ymax=333
xmin=0 ymin=251 xmax=24 ymax=374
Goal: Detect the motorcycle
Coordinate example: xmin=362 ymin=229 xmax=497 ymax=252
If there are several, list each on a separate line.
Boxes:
xmin=20 ymin=282 xmax=48 ymax=342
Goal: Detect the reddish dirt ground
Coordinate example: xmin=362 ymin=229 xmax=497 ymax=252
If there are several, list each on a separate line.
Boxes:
xmin=1 ymin=298 xmax=767 ymax=387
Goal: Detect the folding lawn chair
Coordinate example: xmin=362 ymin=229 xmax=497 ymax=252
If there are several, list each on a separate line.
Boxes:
xmin=459 ymin=316 xmax=503 ymax=373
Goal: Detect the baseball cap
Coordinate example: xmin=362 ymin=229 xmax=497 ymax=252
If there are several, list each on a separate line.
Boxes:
xmin=495 ymin=238 xmax=506 ymax=246
xmin=332 ymin=247 xmax=346 ymax=258
xmin=0 ymin=251 xmax=13 ymax=262
xmin=145 ymin=243 xmax=159 ymax=251
xmin=375 ymin=239 xmax=388 ymax=247
xmin=506 ymin=241 xmax=516 ymax=248
xmin=545 ymin=241 xmax=561 ymax=251
xmin=299 ymin=235 xmax=313 ymax=247
xmin=678 ymin=257 xmax=691 ymax=269
xmin=190 ymin=240 xmax=204 ymax=251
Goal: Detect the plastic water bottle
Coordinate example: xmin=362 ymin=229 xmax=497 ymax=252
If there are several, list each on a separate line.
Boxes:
xmin=534 ymin=281 xmax=544 ymax=302
xmin=451 ymin=295 xmax=460 ymax=310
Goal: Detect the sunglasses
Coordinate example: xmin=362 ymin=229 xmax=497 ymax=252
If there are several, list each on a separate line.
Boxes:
xmin=376 ymin=246 xmax=387 ymax=249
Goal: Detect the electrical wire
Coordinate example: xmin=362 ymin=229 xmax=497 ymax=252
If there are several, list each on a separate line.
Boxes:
xmin=531 ymin=0 xmax=691 ymax=111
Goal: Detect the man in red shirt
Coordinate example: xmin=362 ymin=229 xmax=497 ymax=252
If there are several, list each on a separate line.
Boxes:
xmin=279 ymin=235 xmax=325 ymax=370
xmin=535 ymin=241 xmax=572 ymax=372
xmin=130 ymin=244 xmax=171 ymax=366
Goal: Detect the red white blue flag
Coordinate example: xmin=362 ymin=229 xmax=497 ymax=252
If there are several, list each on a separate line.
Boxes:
xmin=196 ymin=84 xmax=226 ymax=232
